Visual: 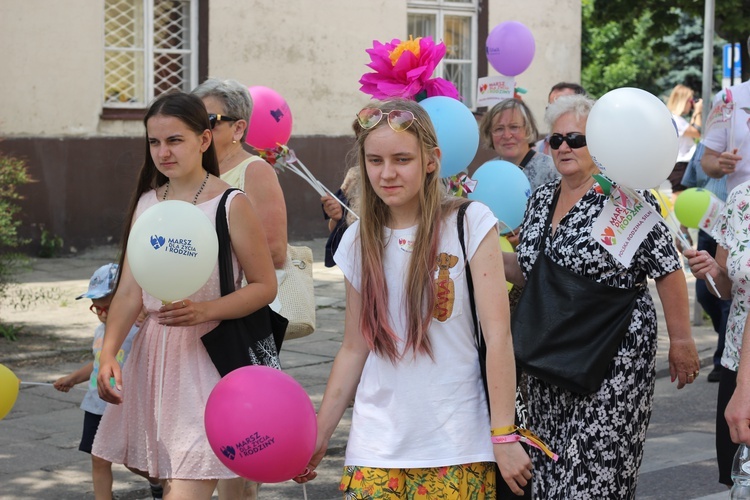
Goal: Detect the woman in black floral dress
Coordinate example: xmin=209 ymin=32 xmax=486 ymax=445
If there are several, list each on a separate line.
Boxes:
xmin=502 ymin=94 xmax=700 ymax=499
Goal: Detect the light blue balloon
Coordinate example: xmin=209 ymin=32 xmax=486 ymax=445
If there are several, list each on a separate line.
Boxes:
xmin=419 ymin=96 xmax=479 ymax=178
xmin=468 ymin=160 xmax=532 ymax=233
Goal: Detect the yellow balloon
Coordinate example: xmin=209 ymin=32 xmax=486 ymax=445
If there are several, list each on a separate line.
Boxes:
xmin=0 ymin=363 xmax=19 ymax=420
xmin=650 ymin=189 xmax=674 ymax=218
xmin=500 ymin=236 xmax=515 ymax=291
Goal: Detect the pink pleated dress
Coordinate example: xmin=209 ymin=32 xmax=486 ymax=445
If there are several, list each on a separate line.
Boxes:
xmin=92 ymin=190 xmax=241 ymax=480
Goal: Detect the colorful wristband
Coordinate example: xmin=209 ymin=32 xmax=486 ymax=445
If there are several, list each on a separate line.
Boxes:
xmin=490 ymin=425 xmax=518 ymax=437
xmin=491 ymin=427 xmax=559 ymax=462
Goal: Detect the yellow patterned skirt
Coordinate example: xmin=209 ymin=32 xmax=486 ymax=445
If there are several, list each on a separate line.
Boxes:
xmin=338 ymin=462 xmax=496 ymax=499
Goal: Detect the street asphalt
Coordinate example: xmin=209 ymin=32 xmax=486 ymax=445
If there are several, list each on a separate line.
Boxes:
xmin=0 ymin=238 xmax=733 ymax=499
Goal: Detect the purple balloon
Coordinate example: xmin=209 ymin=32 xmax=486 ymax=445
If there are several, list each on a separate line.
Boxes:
xmin=486 ymin=21 xmax=535 ymax=77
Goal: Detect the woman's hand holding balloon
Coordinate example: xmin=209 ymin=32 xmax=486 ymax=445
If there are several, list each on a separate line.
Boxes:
xmin=157 ymin=299 xmax=206 ymax=327
xmin=683 ymin=248 xmax=717 ymax=281
xmin=292 ymin=434 xmax=328 ymax=484
xmin=719 ymin=150 xmax=742 ymax=175
xmin=321 ymin=195 xmax=343 ymax=222
xmin=505 ymin=227 xmax=521 ymax=248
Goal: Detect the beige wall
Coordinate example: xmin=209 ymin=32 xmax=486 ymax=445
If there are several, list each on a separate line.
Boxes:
xmin=0 ymin=0 xmax=580 ymax=138
xmin=208 ymin=0 xmax=406 ymax=137
xmin=0 ymin=0 xmax=110 ymax=137
xmin=489 ymin=0 xmax=582 ymax=133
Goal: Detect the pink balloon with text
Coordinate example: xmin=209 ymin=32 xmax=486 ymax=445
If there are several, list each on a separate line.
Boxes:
xmin=246 ymin=86 xmax=293 ymax=150
xmin=204 ymin=366 xmax=316 ymax=483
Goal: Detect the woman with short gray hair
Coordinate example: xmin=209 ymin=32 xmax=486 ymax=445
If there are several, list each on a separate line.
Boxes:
xmin=193 ymin=78 xmax=287 ymax=270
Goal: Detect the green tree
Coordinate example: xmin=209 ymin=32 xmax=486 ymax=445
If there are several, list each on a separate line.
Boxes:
xmin=581 ymin=2 xmax=668 ymax=98
xmin=0 ymin=152 xmax=33 ymax=300
xmin=655 ymin=12 xmax=704 ymax=95
xmin=589 ymin=0 xmax=750 ymax=81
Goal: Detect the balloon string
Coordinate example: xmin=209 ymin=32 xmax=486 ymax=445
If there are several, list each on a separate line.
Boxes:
xmin=652 ymin=190 xmax=685 ymax=238
xmin=623 ymin=186 xmax=722 ymax=298
xmin=284 ymin=158 xmax=360 ymax=220
xmin=21 ymin=381 xmax=85 ymax=391
xmin=295 ymin=159 xmax=360 ymax=220
xmin=302 ymin=483 xmax=308 ymax=500
xmin=156 ymin=323 xmax=167 ymax=441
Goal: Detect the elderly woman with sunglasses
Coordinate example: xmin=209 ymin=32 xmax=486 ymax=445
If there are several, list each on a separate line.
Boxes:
xmin=192 ymin=78 xmax=287 ymax=270
xmin=192 ymin=79 xmax=287 ymax=500
xmin=502 ymin=94 xmax=699 ymax=498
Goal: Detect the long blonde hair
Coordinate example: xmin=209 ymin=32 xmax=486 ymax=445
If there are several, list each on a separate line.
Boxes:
xmin=666 ymin=84 xmax=694 ymax=116
xmin=354 ymin=98 xmax=463 ymax=362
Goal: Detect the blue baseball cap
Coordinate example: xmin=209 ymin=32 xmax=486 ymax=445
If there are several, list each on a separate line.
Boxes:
xmin=76 ymin=263 xmax=119 ymax=300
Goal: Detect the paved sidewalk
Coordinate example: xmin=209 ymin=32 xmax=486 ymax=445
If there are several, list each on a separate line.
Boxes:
xmin=0 ymin=238 xmax=726 ymax=499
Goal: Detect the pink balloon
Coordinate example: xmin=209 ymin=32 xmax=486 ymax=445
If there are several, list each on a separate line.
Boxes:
xmin=204 ymin=366 xmax=317 ymax=483
xmin=486 ymin=21 xmax=535 ymax=77
xmin=246 ymin=86 xmax=293 ymax=150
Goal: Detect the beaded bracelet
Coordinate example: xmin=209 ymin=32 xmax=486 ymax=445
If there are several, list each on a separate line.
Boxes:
xmin=490 ymin=425 xmax=559 ymax=461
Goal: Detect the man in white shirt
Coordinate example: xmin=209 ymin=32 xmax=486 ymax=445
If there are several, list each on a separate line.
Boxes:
xmin=702 ymin=36 xmax=750 ymax=195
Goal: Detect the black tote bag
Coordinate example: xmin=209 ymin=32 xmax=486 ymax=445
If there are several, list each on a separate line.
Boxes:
xmin=201 ymin=188 xmax=288 ymax=377
xmin=510 ymin=189 xmax=642 ymax=394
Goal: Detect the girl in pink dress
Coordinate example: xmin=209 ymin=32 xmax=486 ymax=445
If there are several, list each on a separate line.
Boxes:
xmin=92 ymin=92 xmax=278 ymax=500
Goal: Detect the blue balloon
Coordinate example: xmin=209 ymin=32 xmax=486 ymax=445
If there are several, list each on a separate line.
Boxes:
xmin=419 ymin=96 xmax=479 ymax=178
xmin=468 ymin=160 xmax=531 ymax=233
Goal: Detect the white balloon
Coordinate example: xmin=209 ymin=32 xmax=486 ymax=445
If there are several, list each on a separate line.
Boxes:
xmin=127 ymin=201 xmax=218 ymax=302
xmin=587 ymin=87 xmax=678 ymax=189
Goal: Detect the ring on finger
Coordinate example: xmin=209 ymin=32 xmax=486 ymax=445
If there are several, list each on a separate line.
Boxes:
xmin=181 ymin=300 xmax=186 ymax=308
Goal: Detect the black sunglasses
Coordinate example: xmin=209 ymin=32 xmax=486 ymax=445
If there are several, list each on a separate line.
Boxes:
xmin=208 ymin=113 xmax=240 ymax=129
xmin=549 ymin=133 xmax=587 ymax=150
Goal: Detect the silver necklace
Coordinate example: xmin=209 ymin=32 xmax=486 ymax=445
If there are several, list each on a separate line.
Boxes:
xmin=162 ymin=170 xmax=210 ymax=205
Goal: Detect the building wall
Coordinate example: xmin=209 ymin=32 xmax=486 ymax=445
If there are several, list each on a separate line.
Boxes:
xmin=0 ymin=0 xmax=580 ymax=252
xmin=491 ymin=0 xmax=583 ymax=131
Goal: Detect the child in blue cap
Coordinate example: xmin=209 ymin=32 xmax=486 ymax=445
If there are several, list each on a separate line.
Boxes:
xmin=54 ymin=263 xmax=162 ymax=499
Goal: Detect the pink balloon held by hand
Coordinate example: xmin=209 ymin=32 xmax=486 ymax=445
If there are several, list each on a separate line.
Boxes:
xmin=204 ymin=366 xmax=317 ymax=483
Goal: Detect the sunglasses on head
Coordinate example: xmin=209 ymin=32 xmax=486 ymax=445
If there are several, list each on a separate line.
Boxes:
xmin=549 ymin=133 xmax=587 ymax=150
xmin=356 ymin=108 xmax=419 ymax=132
xmin=208 ymin=113 xmax=239 ymax=129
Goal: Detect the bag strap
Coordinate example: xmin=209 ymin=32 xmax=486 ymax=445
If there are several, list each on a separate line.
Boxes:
xmin=457 ymin=202 xmax=481 ymax=352
xmin=539 ymin=186 xmax=561 ymax=253
xmin=215 ymin=188 xmax=242 ymax=297
xmin=457 ymin=201 xmax=491 ymax=410
xmin=518 ymin=149 xmax=536 ymax=170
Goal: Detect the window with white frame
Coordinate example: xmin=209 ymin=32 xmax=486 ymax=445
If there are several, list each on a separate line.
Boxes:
xmin=407 ymin=0 xmax=478 ymax=107
xmin=104 ymin=0 xmax=198 ymax=108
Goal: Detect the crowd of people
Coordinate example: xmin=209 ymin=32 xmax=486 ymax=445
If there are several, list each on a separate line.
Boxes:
xmin=53 ymin=34 xmax=750 ymax=498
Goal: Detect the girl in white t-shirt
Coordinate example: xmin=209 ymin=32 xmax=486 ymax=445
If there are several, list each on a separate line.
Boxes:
xmin=294 ymin=98 xmax=531 ymax=497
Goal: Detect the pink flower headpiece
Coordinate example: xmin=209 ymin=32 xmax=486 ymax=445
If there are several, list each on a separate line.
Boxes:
xmin=359 ymin=36 xmax=461 ymax=102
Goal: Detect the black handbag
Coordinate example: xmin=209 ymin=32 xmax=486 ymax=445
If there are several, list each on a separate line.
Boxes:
xmin=201 ymin=188 xmax=288 ymax=377
xmin=510 ymin=188 xmax=642 ymax=394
